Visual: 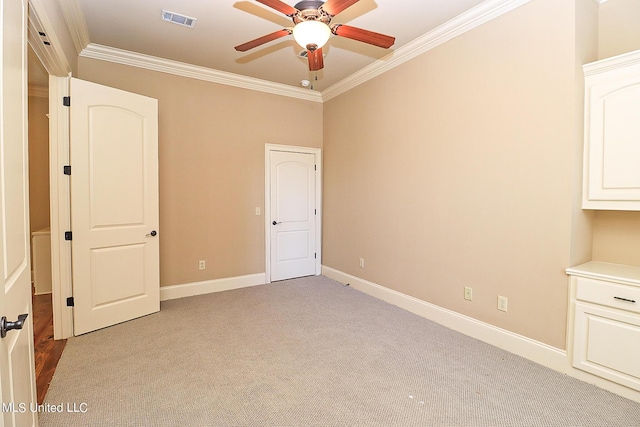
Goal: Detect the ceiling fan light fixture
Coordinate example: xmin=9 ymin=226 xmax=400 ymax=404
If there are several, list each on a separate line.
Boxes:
xmin=292 ymin=20 xmax=331 ymax=49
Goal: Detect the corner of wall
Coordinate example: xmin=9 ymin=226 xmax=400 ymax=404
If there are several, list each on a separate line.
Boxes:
xmin=569 ymin=0 xmax=599 ymax=267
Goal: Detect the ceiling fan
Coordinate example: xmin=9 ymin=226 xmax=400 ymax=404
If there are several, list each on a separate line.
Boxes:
xmin=234 ymin=0 xmax=396 ymax=72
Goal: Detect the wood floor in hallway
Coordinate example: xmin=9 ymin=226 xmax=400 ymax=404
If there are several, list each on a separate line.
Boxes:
xmin=33 ymin=293 xmax=66 ymax=404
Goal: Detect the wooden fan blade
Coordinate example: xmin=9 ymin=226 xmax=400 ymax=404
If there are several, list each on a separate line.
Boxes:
xmin=332 ymin=24 xmax=395 ymax=48
xmin=234 ymin=29 xmax=291 ymax=52
xmin=322 ymin=0 xmax=360 ymax=16
xmin=256 ymin=0 xmax=298 ymax=16
xmin=307 ymin=47 xmax=324 ymax=71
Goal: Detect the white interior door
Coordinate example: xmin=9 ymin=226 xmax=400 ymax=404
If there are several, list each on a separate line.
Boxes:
xmin=70 ymin=78 xmax=159 ymax=336
xmin=269 ymin=150 xmax=317 ymax=281
xmin=0 ymin=0 xmax=38 ymax=424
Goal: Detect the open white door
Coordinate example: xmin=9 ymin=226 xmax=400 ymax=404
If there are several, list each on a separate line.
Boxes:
xmin=70 ymin=78 xmax=159 ymax=336
xmin=268 ymin=149 xmax=319 ymax=282
xmin=0 ymin=0 xmax=38 ymax=424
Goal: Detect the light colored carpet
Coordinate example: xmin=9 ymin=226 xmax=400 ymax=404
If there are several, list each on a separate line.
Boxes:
xmin=40 ymin=275 xmax=640 ymax=426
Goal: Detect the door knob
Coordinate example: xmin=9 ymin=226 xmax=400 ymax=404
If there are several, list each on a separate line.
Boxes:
xmin=272 ymin=221 xmax=282 ymax=225
xmin=0 ymin=314 xmax=28 ymax=338
xmin=146 ymin=230 xmax=157 ymax=237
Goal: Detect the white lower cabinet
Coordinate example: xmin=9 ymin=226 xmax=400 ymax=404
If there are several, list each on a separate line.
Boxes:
xmin=574 ymin=302 xmax=640 ymax=391
xmin=567 ymin=262 xmax=640 ymax=393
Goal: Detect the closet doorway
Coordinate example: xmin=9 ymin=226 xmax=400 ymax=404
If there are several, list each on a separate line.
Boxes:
xmin=28 ymin=45 xmax=66 ymax=404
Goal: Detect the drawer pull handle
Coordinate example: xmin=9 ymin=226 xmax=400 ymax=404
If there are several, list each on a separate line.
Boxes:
xmin=613 ymin=296 xmax=636 ymax=304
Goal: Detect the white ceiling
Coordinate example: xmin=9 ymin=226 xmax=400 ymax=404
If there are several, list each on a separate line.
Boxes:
xmin=31 ymin=0 xmax=490 ymax=92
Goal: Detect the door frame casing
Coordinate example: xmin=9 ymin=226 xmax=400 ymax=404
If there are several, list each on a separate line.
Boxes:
xmin=265 ymin=144 xmax=322 ymax=283
xmin=28 ymin=0 xmax=76 ymax=340
xmin=49 ymin=75 xmax=74 ymax=339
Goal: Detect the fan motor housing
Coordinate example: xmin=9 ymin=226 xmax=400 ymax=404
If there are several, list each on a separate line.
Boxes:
xmin=292 ymin=1 xmax=331 ymax=24
xmin=294 ymin=1 xmax=324 ymax=11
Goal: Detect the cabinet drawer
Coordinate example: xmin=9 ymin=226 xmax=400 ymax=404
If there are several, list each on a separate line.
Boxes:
xmin=575 ymin=277 xmax=640 ymax=314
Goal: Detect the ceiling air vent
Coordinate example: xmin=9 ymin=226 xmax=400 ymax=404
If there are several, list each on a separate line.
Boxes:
xmin=161 ymin=10 xmax=197 ymax=28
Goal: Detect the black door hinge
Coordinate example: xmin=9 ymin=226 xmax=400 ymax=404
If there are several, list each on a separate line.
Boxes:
xmin=314 ymin=165 xmax=317 ymax=171
xmin=314 ymin=253 xmax=317 ymax=259
xmin=63 ymin=165 xmax=71 ymax=175
xmin=314 ymin=209 xmax=316 ymax=215
xmin=66 ymin=297 xmax=74 ymax=307
xmin=63 ymin=96 xmax=70 ymax=107
xmin=64 ymin=231 xmax=72 ymax=241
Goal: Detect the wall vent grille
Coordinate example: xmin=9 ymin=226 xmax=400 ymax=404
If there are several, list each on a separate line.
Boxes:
xmin=161 ymin=10 xmax=197 ymax=28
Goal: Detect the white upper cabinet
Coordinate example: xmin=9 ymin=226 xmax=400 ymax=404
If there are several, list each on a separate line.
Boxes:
xmin=583 ymin=50 xmax=640 ymax=210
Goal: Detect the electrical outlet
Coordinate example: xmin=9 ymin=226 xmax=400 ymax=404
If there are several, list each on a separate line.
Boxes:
xmin=464 ymin=287 xmax=473 ymax=301
xmin=498 ymin=295 xmax=508 ymax=312
xmin=198 ymin=260 xmax=206 ymax=270
xmin=359 ymin=258 xmax=365 ymax=268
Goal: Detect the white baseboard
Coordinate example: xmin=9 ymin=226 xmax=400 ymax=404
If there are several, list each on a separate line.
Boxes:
xmin=160 ymin=273 xmax=266 ymax=301
xmin=34 ymin=291 xmax=52 ymax=296
xmin=322 ymin=266 xmax=640 ymax=403
xmin=322 ymin=266 xmax=567 ymax=369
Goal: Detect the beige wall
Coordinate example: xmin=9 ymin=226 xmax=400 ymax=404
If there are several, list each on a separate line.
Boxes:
xmin=28 ymin=95 xmax=50 ymax=234
xmin=593 ymin=212 xmax=640 ymax=265
xmin=570 ymin=0 xmax=599 ymax=267
xmin=323 ymin=0 xmax=595 ymax=349
xmin=598 ymin=0 xmax=640 ymax=59
xmin=63 ymin=0 xmax=636 ymax=349
xmin=78 ymin=58 xmax=322 ymax=286
xmin=590 ymin=0 xmax=640 ymax=267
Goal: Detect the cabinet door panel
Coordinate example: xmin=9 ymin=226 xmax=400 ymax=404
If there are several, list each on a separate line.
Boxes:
xmin=583 ymin=50 xmax=640 ymax=210
xmin=573 ymin=302 xmax=640 ymax=391
xmin=601 ymin=86 xmax=640 ymax=189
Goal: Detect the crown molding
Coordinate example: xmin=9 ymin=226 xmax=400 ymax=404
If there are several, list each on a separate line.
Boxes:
xmin=79 ymin=44 xmax=323 ymax=103
xmin=321 ymin=0 xmax=532 ymax=101
xmin=58 ymin=0 xmax=90 ymax=54
xmin=77 ymin=0 xmax=532 ymax=104
xmin=583 ymin=48 xmax=640 ymax=76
